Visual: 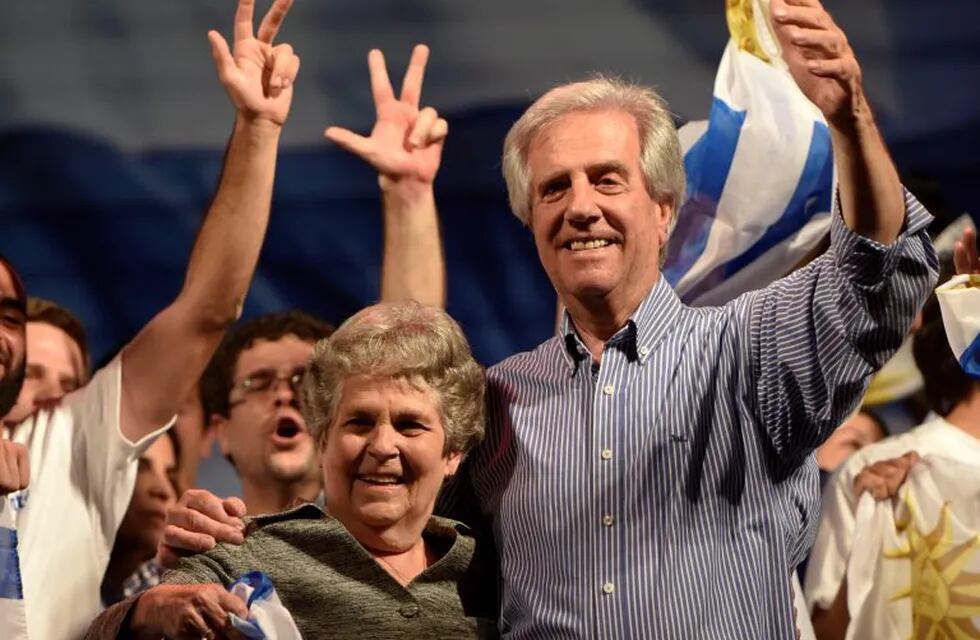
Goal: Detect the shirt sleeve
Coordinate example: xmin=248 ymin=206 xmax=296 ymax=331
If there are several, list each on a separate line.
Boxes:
xmin=63 ymin=356 xmax=173 ymax=554
xmin=749 ymin=189 xmax=937 ymax=460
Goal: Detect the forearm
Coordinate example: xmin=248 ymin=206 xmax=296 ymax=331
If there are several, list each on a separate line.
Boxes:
xmin=830 ymin=98 xmax=905 ymax=245
xmin=379 ymin=178 xmax=446 ymax=308
xmin=180 ymin=116 xmax=281 ymax=324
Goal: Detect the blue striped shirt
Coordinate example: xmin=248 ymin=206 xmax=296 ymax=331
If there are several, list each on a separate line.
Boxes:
xmin=462 ymin=192 xmax=936 ymax=638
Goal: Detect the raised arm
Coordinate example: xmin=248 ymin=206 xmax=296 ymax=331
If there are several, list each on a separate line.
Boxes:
xmin=325 ymin=45 xmax=447 ymax=308
xmin=772 ymin=0 xmax=904 ymax=243
xmin=747 ymin=0 xmax=937 ymax=458
xmin=119 ymin=0 xmax=299 ymax=442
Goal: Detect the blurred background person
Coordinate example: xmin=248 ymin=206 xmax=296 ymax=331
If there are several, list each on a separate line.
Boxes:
xmin=100 ymin=430 xmax=180 ymax=605
xmin=805 ymin=266 xmax=980 ymax=638
xmin=3 ymin=297 xmax=89 ymax=430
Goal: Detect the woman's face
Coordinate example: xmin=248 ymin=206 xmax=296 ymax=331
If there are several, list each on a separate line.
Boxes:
xmin=320 ymin=374 xmax=461 ymax=549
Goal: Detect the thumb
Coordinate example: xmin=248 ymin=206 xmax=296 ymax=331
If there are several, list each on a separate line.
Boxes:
xmin=208 ymin=31 xmax=235 ymax=81
xmin=324 ymin=127 xmax=374 ymax=159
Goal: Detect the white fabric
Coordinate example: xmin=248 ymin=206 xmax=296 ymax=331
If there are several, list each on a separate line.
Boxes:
xmin=1 ymin=357 xmax=170 ymax=640
xmin=791 ymin=573 xmax=816 ymax=640
xmin=804 ymin=417 xmax=980 ymax=618
xmin=844 ymin=456 xmax=980 ymax=639
xmin=937 ymin=274 xmax=980 ymax=376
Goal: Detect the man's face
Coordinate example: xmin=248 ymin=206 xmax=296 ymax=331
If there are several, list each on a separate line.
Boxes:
xmin=116 ymin=434 xmax=178 ymax=559
xmin=215 ymin=335 xmax=317 ymax=488
xmin=526 ymin=109 xmax=672 ymax=314
xmin=0 ymin=264 xmax=26 ymax=420
xmin=5 ymin=322 xmax=84 ymax=425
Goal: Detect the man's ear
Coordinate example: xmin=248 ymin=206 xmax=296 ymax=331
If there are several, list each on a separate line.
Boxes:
xmin=211 ymin=413 xmax=232 ymax=459
xmin=654 ymin=201 xmax=674 ymax=247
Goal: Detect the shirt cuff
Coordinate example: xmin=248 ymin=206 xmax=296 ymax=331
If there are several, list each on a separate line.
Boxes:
xmin=831 ymin=187 xmax=934 ymax=290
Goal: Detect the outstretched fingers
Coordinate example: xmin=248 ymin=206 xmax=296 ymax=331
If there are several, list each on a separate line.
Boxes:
xmin=233 ymin=0 xmax=257 ymax=43
xmin=399 ymin=44 xmax=430 ymax=108
xmin=368 ymin=49 xmax=396 ymax=111
xmin=257 ymin=0 xmax=294 ymax=44
xmin=954 ymin=227 xmax=979 ymax=275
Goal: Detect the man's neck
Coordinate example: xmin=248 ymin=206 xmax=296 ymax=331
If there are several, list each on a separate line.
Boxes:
xmin=944 ymin=388 xmax=980 ymax=440
xmin=241 ymin=476 xmax=321 ymax=515
xmin=563 ymin=278 xmax=658 ymax=363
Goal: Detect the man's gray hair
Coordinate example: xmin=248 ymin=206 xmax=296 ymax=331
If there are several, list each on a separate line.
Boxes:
xmin=502 ymin=75 xmax=686 ymax=253
xmin=301 ymin=301 xmax=485 ymax=456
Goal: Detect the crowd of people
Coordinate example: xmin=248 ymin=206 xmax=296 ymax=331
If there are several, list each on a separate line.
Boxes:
xmin=0 ymin=0 xmax=974 ymax=637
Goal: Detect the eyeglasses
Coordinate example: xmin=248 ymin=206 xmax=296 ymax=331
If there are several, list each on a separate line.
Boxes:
xmin=230 ymin=366 xmax=307 ymax=403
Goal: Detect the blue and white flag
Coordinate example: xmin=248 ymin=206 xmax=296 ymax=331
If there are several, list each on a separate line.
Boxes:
xmin=228 ymin=572 xmax=302 ymax=640
xmin=936 ymin=274 xmax=980 ymax=380
xmin=665 ymin=0 xmax=835 ymax=306
xmin=0 ymin=494 xmax=27 ymax=640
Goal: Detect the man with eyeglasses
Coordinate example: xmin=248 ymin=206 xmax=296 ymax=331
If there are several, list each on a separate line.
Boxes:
xmin=196 ymin=311 xmax=333 ymax=518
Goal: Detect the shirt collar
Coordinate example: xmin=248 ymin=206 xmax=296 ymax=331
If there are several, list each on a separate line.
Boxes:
xmin=560 ymin=275 xmax=682 ymax=374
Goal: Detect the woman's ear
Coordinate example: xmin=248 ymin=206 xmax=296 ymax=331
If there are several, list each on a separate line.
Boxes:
xmin=445 ymin=451 xmax=463 ymax=477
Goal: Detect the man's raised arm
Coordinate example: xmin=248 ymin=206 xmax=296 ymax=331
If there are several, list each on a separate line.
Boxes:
xmin=772 ymin=0 xmax=904 ymax=243
xmin=119 ymin=0 xmax=299 ymax=442
xmin=326 ymin=45 xmax=448 ymax=308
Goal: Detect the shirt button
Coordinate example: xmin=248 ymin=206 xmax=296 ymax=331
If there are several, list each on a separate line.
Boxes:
xmin=602 ymin=384 xmax=615 ymax=395
xmin=602 ymin=582 xmax=615 ymax=595
xmin=639 ymin=346 xmax=649 ymax=356
xmin=398 ymin=603 xmax=420 ymax=618
xmin=602 ymin=515 xmax=615 ymax=527
xmin=600 ymin=448 xmax=612 ymax=460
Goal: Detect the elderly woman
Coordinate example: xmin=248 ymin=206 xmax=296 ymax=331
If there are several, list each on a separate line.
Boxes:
xmin=86 ymin=301 xmax=497 ymax=639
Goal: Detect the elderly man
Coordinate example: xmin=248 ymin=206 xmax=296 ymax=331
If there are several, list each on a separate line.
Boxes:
xmin=0 ymin=0 xmax=302 ymax=637
xmin=457 ymin=0 xmax=936 ymax=636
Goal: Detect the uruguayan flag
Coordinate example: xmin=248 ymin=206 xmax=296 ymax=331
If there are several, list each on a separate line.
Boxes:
xmin=0 ymin=495 xmax=27 ymax=640
xmin=665 ymin=0 xmax=835 ymax=306
xmin=845 ymin=455 xmax=980 ymax=639
xmin=227 ymin=572 xmax=302 ymax=640
xmin=936 ymin=274 xmax=980 ymax=380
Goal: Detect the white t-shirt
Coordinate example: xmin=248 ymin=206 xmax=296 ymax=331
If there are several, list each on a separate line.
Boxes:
xmin=1 ymin=357 xmax=170 ymax=640
xmin=803 ymin=416 xmax=980 ymax=613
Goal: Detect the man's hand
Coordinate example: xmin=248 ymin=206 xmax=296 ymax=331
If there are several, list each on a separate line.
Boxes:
xmin=0 ymin=439 xmax=28 ymax=495
xmin=157 ymin=489 xmax=247 ymax=569
xmin=954 ymin=227 xmax=979 ymax=275
xmin=853 ymin=451 xmax=919 ymax=500
xmin=129 ymin=584 xmax=248 ymax=640
xmin=325 ymin=45 xmax=448 ymax=187
xmin=771 ymin=0 xmax=862 ymax=128
xmin=209 ymin=0 xmax=300 ymax=127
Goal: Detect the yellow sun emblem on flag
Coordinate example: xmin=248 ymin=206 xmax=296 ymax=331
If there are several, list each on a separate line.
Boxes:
xmin=884 ymin=497 xmax=980 ymax=639
xmin=725 ymin=0 xmax=773 ymax=63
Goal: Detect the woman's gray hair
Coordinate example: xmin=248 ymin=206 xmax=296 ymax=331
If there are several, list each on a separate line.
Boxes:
xmin=300 ymin=301 xmax=485 ymax=456
xmin=501 ymin=75 xmax=686 ymax=262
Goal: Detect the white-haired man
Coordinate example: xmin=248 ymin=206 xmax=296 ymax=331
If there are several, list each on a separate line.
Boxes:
xmin=458 ymin=0 xmax=936 ymax=637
